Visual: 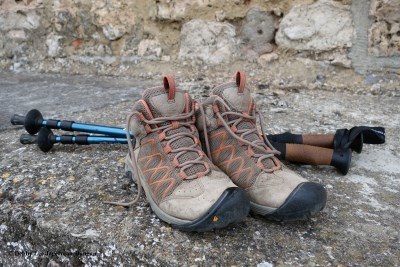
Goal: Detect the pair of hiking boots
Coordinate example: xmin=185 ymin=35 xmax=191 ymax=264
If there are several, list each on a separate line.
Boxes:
xmin=113 ymin=71 xmax=327 ymax=232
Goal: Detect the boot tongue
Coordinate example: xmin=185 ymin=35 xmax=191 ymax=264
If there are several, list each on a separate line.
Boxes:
xmin=212 ymin=83 xmax=251 ymax=112
xmin=142 ymin=76 xmax=187 ymax=118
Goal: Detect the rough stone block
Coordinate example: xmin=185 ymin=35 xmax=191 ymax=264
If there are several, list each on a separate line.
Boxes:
xmin=91 ymin=0 xmax=135 ymax=41
xmin=46 ymin=34 xmax=63 ymax=57
xmin=6 ymin=30 xmax=28 ymax=40
xmin=276 ymin=0 xmax=354 ymax=52
xmin=368 ymin=0 xmax=400 ymax=56
xmin=257 ymin=52 xmax=279 ymax=66
xmin=137 ymin=39 xmax=162 ymax=57
xmin=239 ymin=6 xmax=276 ymax=48
xmin=0 ymin=11 xmax=40 ymax=31
xmin=178 ymin=19 xmax=238 ymax=65
xmin=156 ymin=0 xmax=194 ymax=21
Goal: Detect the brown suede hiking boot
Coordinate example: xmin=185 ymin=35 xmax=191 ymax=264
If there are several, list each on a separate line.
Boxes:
xmin=196 ymin=71 xmax=327 ymax=221
xmin=107 ymin=76 xmax=250 ymax=232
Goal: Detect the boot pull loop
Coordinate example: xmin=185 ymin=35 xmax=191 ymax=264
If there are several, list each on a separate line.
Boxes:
xmin=236 ymin=71 xmax=246 ymax=93
xmin=163 ymin=75 xmax=176 ymax=100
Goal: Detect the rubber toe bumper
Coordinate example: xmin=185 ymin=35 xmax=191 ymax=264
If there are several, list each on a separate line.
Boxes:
xmin=265 ymin=182 xmax=327 ymax=221
xmin=173 ymin=187 xmax=250 ymax=232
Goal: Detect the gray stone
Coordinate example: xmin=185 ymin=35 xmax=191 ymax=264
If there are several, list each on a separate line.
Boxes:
xmin=0 ymin=11 xmax=40 ymax=31
xmin=156 ymin=0 xmax=188 ymax=21
xmin=215 ymin=10 xmax=226 ymax=22
xmin=276 ymin=0 xmax=353 ymax=52
xmin=91 ymin=2 xmax=135 ymax=41
xmin=240 ymin=6 xmax=276 ymax=48
xmin=137 ymin=39 xmax=162 ymax=57
xmin=179 ymin=19 xmax=238 ymax=65
xmin=6 ymin=30 xmax=28 ymax=40
xmin=45 ymin=34 xmax=63 ymax=57
xmin=257 ymin=52 xmax=279 ymax=66
xmin=330 ymin=54 xmax=352 ymax=68
xmin=102 ymin=24 xmax=126 ymax=41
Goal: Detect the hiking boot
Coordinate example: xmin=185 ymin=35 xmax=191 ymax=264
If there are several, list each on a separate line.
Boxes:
xmin=107 ymin=76 xmax=250 ymax=232
xmin=196 ymin=71 xmax=327 ymax=221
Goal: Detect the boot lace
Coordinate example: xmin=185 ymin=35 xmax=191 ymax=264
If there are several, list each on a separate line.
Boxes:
xmin=199 ymin=96 xmax=281 ymax=173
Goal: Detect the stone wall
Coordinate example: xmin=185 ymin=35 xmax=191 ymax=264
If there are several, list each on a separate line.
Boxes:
xmin=369 ymin=0 xmax=400 ymax=57
xmin=0 ymin=0 xmax=399 ymax=75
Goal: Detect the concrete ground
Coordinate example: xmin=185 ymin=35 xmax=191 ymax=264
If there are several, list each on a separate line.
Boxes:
xmin=0 ymin=73 xmax=399 ymax=266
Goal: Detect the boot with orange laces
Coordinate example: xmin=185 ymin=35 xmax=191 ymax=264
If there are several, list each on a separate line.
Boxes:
xmin=106 ymin=76 xmax=250 ymax=232
xmin=196 ymin=71 xmax=327 ymax=221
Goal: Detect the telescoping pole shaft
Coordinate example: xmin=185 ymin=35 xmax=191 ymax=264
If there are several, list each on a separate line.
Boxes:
xmin=42 ymin=120 xmax=130 ymax=138
xmin=11 ymin=109 xmax=133 ymax=138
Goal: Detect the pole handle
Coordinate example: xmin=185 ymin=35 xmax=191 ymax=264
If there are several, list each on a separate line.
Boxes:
xmin=20 ymin=134 xmax=37 ymax=144
xmin=11 ymin=114 xmax=25 ymax=125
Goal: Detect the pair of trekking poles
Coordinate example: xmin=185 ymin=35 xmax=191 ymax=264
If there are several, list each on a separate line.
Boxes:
xmin=11 ymin=109 xmax=385 ymax=175
xmin=11 ymin=109 xmax=134 ymax=152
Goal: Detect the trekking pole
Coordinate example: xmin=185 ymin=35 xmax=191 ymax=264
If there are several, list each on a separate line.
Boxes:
xmin=11 ymin=109 xmax=133 ymax=138
xmin=20 ymin=128 xmax=131 ymax=152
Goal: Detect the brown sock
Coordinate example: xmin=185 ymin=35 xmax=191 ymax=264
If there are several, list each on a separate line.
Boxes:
xmin=301 ymin=134 xmax=335 ymax=148
xmin=285 ymin=143 xmax=333 ymax=165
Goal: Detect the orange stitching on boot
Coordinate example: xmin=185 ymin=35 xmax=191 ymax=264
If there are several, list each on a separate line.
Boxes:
xmin=137 ymin=113 xmax=146 ymax=121
xmin=139 ymin=138 xmax=176 ymax=201
xmin=210 ymin=131 xmax=254 ymax=188
xmin=139 ymin=100 xmax=155 ymax=120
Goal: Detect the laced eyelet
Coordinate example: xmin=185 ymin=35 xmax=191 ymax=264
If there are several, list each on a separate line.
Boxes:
xmin=163 ymin=143 xmax=172 ymax=154
xmin=213 ymin=104 xmax=220 ymax=114
xmin=144 ymin=125 xmax=152 ymax=133
xmin=158 ymin=131 xmax=166 ymax=141
xmin=247 ymin=147 xmax=255 ymax=157
xmin=257 ymin=162 xmax=265 ymax=170
xmin=231 ymin=125 xmax=238 ymax=133
xmin=172 ymin=158 xmax=180 ymax=168
xmin=178 ymin=170 xmax=188 ymax=179
xmin=195 ymin=162 xmax=209 ymax=178
xmin=171 ymin=121 xmax=180 ymax=129
xmin=194 ymin=137 xmax=200 ymax=145
xmin=190 ymin=125 xmax=197 ymax=132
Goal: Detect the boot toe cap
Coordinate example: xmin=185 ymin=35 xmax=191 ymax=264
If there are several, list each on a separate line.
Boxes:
xmin=266 ymin=182 xmax=327 ymax=221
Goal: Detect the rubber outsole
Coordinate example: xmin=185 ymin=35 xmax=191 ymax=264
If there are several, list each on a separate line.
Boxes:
xmin=126 ymin=171 xmax=250 ymax=232
xmin=173 ymin=187 xmax=250 ymax=232
xmin=253 ymin=182 xmax=327 ymax=222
